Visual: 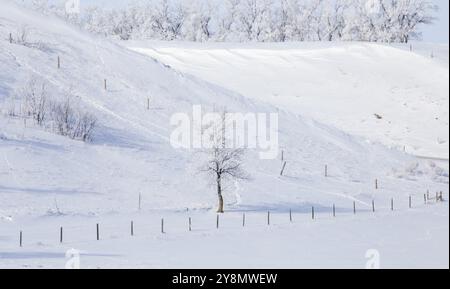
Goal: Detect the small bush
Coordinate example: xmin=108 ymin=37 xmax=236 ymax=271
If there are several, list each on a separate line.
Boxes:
xmin=52 ymin=97 xmax=97 ymax=142
xmin=16 ymin=25 xmax=29 ymax=45
xmin=7 ymin=77 xmax=97 ymax=142
xmin=23 ymin=78 xmax=47 ymax=125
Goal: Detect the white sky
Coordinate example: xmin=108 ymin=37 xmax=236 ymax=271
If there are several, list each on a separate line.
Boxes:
xmin=421 ymin=0 xmax=449 ymax=43
xmin=79 ymin=0 xmax=449 ymax=43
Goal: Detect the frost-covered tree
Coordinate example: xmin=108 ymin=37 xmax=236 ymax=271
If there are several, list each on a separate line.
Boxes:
xmin=320 ymin=0 xmax=350 ymax=41
xmin=215 ymin=0 xmax=241 ymax=41
xmin=235 ymin=0 xmax=272 ymax=41
xmin=21 ymin=77 xmax=47 ymax=126
xmin=390 ymin=0 xmax=436 ymax=43
xmin=18 ymin=0 xmax=437 ymax=43
xmin=148 ymin=0 xmax=185 ymax=40
xmin=201 ymin=111 xmax=248 ymax=213
xmin=182 ymin=0 xmax=213 ymax=41
xmin=348 ymin=0 xmax=436 ymax=43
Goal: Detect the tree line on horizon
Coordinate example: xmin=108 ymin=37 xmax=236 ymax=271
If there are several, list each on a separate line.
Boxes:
xmin=26 ymin=0 xmax=437 ymax=43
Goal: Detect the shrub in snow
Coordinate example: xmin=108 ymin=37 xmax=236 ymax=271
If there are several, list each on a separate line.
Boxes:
xmin=51 ymin=97 xmax=97 ymax=142
xmin=15 ymin=25 xmax=30 ymax=45
xmin=6 ymin=95 xmax=19 ymax=117
xmin=9 ymin=78 xmax=48 ymax=125
xmin=391 ymin=161 xmax=449 ymax=184
xmin=24 ymin=78 xmax=47 ymax=126
xmin=7 ymin=77 xmax=97 ymax=142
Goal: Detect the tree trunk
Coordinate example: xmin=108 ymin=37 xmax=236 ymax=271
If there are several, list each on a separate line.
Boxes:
xmin=217 ymin=175 xmax=224 ymax=213
xmin=217 ymin=193 xmax=224 ymax=213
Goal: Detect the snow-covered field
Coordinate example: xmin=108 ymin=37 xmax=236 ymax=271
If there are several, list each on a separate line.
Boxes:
xmin=0 ymin=201 xmax=448 ymax=269
xmin=0 ymin=1 xmax=448 ymax=269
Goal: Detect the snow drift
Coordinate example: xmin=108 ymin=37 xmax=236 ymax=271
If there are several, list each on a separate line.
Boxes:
xmin=129 ymin=41 xmax=449 ymax=161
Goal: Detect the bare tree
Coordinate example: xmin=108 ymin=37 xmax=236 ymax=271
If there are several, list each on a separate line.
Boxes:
xmin=201 ymin=111 xmax=248 ymax=213
xmin=205 ymin=146 xmax=248 ymax=213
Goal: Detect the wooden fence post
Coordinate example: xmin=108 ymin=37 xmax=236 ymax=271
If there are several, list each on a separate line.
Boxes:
xmin=375 ymin=179 xmax=378 ymax=190
xmin=325 ymin=165 xmax=328 ymax=177
xmin=60 ymin=227 xmax=63 ymax=243
xmin=161 ymin=218 xmax=164 ymax=234
xmin=19 ymin=231 xmax=23 ymax=247
xmin=104 ymin=79 xmax=107 ymax=90
xmin=243 ymin=213 xmax=246 ymax=227
xmin=280 ymin=161 xmax=287 ymax=176
xmin=216 ymin=215 xmax=219 ymax=229
xmin=131 ymin=221 xmax=134 ymax=236
xmin=333 ymin=204 xmax=336 ymax=217
xmin=409 ymin=196 xmax=412 ymax=208
xmin=312 ymin=206 xmax=315 ymax=220
xmin=189 ymin=217 xmax=192 ymax=232
xmin=96 ymin=223 xmax=99 ymax=240
xmin=267 ymin=211 xmax=270 ymax=226
xmin=391 ymin=198 xmax=394 ymax=211
xmin=138 ymin=193 xmax=142 ymax=211
xmin=9 ymin=33 xmax=12 ymax=44
xmin=57 ymin=56 xmax=60 ymax=69
xmin=353 ymin=201 xmax=356 ymax=215
xmin=289 ymin=209 xmax=293 ymax=222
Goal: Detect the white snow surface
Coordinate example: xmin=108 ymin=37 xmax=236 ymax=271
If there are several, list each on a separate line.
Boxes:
xmin=129 ymin=41 xmax=450 ymax=162
xmin=0 ymin=1 xmax=448 ymax=268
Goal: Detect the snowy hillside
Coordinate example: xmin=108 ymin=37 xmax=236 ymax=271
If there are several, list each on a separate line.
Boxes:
xmin=0 ymin=1 xmax=448 ymax=269
xmin=129 ymin=41 xmax=450 ymax=162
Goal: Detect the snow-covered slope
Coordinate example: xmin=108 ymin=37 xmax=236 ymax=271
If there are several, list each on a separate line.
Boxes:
xmin=1 ymin=0 xmax=444 ymax=216
xmin=129 ymin=41 xmax=449 ymax=162
xmin=0 ymin=1 xmax=448 ymax=268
